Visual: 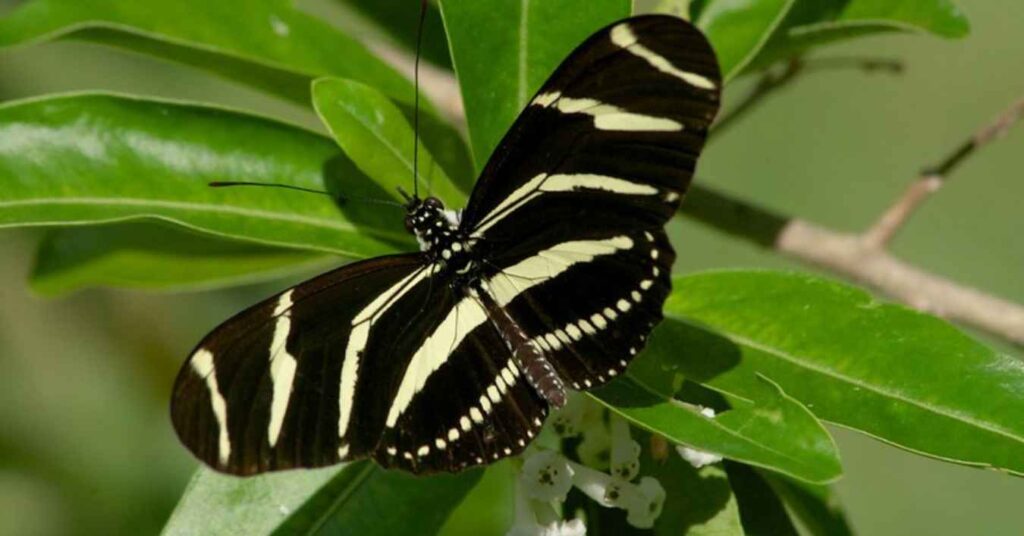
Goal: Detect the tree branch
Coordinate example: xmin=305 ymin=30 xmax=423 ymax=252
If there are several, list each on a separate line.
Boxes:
xmin=684 ymin=93 xmax=1024 ymax=345
xmin=863 ymin=97 xmax=1024 ymax=248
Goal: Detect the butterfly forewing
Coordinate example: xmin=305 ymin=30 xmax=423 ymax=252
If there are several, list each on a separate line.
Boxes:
xmin=171 ymin=15 xmax=720 ymax=476
xmin=172 ymin=255 xmax=431 ymax=475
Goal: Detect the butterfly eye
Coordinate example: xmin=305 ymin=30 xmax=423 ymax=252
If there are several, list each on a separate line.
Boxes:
xmin=404 ymin=215 xmax=416 ymax=232
xmin=424 ymin=197 xmax=442 ymax=210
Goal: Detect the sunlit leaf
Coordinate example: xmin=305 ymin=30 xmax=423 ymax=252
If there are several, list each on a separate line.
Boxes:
xmin=696 ymin=0 xmax=796 ymax=80
xmin=312 ymin=77 xmax=466 ymax=206
xmin=592 ymin=373 xmax=842 ymax=484
xmin=747 ymin=0 xmax=969 ymax=70
xmin=657 ymin=270 xmax=1024 ymax=475
xmin=0 ymin=0 xmax=414 ymax=105
xmin=0 ymin=93 xmax=413 ymax=256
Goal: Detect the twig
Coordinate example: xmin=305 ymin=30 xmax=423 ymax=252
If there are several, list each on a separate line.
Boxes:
xmin=711 ymin=57 xmax=905 ymax=140
xmin=681 ymin=187 xmax=1024 ymax=346
xmin=710 ymin=59 xmax=802 ymax=139
xmin=863 ymin=97 xmax=1024 ymax=248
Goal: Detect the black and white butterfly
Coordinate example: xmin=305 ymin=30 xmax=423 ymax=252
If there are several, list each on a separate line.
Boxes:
xmin=171 ymin=15 xmax=721 ymax=475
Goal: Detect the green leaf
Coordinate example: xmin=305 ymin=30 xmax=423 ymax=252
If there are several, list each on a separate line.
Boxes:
xmin=273 ymin=462 xmax=482 ymax=535
xmin=592 ymin=373 xmax=842 ymax=484
xmin=759 ymin=472 xmax=853 ymax=536
xmin=645 ymin=448 xmax=745 ymax=535
xmin=0 ymin=0 xmax=414 ymax=106
xmin=439 ymin=461 xmax=516 ymax=536
xmin=747 ymin=0 xmax=969 ymax=70
xmin=662 ymin=270 xmax=1024 ymax=475
xmin=695 ymin=0 xmax=796 ymax=80
xmin=163 ymin=466 xmax=339 ymax=536
xmin=438 ymin=0 xmax=631 ymax=168
xmin=163 ymin=462 xmax=480 ymax=536
xmin=0 ymin=93 xmax=413 ymax=255
xmin=312 ymin=78 xmax=467 ymax=207
xmin=31 ymin=222 xmax=329 ymax=296
xmin=724 ymin=461 xmax=799 ymax=535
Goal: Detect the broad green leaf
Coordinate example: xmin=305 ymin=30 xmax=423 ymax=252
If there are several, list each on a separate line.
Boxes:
xmin=0 ymin=93 xmax=414 ymax=255
xmin=438 ymin=0 xmax=631 ymax=168
xmin=724 ymin=462 xmax=799 ymax=535
xmin=645 ymin=447 xmax=744 ymax=535
xmin=660 ymin=270 xmax=1024 ymax=475
xmin=339 ymin=0 xmax=453 ymax=69
xmin=439 ymin=461 xmax=516 ymax=536
xmin=0 ymin=0 xmax=414 ymax=106
xmin=273 ymin=462 xmax=482 ymax=535
xmin=592 ymin=373 xmax=842 ymax=484
xmin=31 ymin=222 xmax=329 ymax=296
xmin=747 ymin=0 xmax=969 ymax=70
xmin=760 ymin=472 xmax=853 ymax=536
xmin=312 ymin=77 xmax=466 ymax=207
xmin=163 ymin=466 xmax=339 ymax=536
xmin=695 ymin=0 xmax=796 ymax=80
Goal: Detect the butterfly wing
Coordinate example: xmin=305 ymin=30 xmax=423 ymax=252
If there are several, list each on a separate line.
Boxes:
xmin=172 ymin=254 xmax=442 ymax=475
xmin=172 ymin=253 xmax=549 ymax=475
xmin=463 ymin=16 xmax=721 ymax=389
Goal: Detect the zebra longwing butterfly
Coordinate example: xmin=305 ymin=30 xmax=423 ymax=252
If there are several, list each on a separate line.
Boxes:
xmin=171 ymin=15 xmax=721 ymax=475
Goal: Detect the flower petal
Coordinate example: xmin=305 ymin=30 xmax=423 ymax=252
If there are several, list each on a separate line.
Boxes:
xmin=521 ymin=450 xmax=575 ymax=502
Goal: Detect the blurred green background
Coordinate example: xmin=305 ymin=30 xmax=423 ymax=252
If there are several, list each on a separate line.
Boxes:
xmin=1 ymin=0 xmax=1022 ymax=534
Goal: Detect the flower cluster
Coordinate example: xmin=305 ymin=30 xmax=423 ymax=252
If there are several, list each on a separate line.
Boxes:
xmin=509 ymin=398 xmax=725 ymax=535
xmin=509 ymin=396 xmax=665 ymax=535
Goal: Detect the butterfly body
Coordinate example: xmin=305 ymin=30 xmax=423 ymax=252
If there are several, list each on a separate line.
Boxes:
xmin=172 ymin=15 xmax=721 ymax=475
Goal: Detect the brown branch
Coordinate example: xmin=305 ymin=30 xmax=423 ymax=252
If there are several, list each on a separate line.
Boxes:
xmin=710 ymin=59 xmax=802 ymax=139
xmin=711 ymin=57 xmax=902 ymax=140
xmin=863 ymin=97 xmax=1024 ymax=248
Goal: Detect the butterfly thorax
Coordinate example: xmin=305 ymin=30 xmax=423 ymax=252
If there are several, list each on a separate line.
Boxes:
xmin=405 ymin=196 xmax=477 ymax=280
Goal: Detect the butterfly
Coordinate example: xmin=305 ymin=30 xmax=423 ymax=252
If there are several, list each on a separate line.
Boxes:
xmin=171 ymin=15 xmax=721 ymax=475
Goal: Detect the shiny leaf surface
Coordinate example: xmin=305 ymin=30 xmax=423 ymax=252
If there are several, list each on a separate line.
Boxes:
xmin=0 ymin=93 xmax=414 ymax=256
xmin=659 ymin=270 xmax=1024 ymax=475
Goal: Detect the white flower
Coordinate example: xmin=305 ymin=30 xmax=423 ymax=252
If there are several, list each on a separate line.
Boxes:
xmin=609 ymin=415 xmax=640 ymax=481
xmin=508 ymin=477 xmax=586 ymax=536
xmin=624 ymin=477 xmax=666 ymax=529
xmin=568 ymin=460 xmax=629 ymax=507
xmin=576 ymin=418 xmax=611 ymax=469
xmin=549 ymin=393 xmax=588 ymax=437
xmin=520 ymin=450 xmax=574 ymax=502
xmin=675 ymin=445 xmax=723 ymax=468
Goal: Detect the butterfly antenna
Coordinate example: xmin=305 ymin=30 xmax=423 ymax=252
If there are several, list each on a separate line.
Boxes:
xmin=412 ymin=0 xmax=428 ymax=201
xmin=209 ymin=181 xmax=404 ymax=208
